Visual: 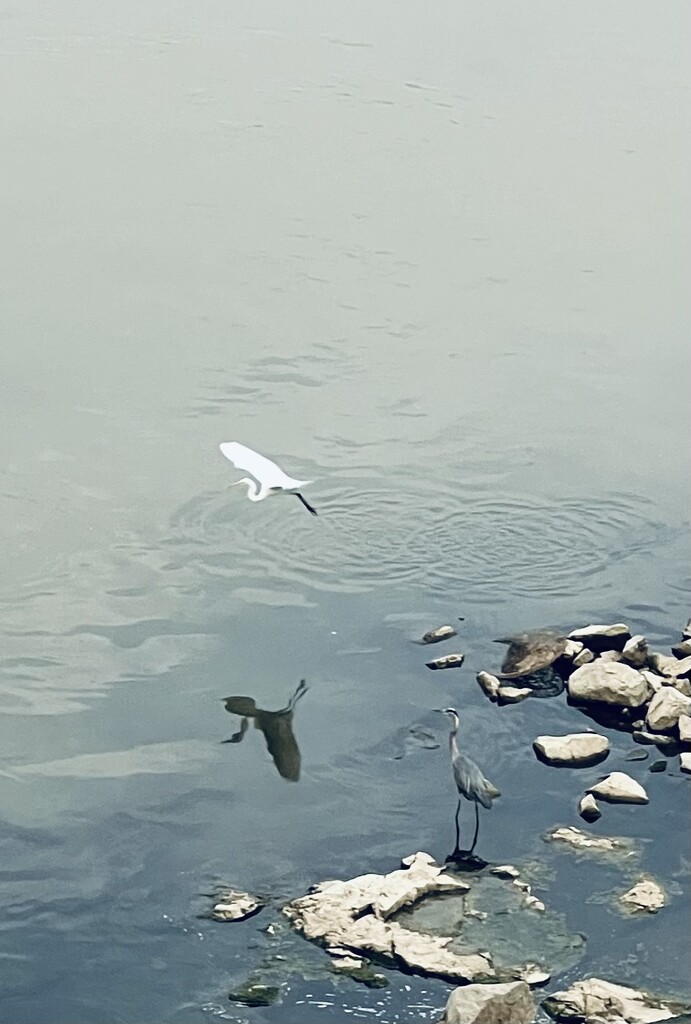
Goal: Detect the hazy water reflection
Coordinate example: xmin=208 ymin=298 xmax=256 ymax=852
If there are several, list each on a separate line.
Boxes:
xmin=222 ymin=680 xmax=308 ymax=782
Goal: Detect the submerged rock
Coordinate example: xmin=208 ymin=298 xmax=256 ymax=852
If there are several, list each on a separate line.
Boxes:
xmin=443 ymin=980 xmax=535 ymax=1024
xmin=533 ymin=733 xmax=609 ymax=767
xmin=421 ymin=624 xmax=457 ymax=644
xmin=567 ymin=661 xmax=649 ymax=708
xmin=587 ymin=772 xmax=648 ymax=804
xmin=476 ymin=671 xmax=501 ymax=702
xmin=578 ymin=794 xmax=602 ymax=822
xmin=228 ymin=980 xmax=280 ymax=1007
xmin=426 ymin=653 xmax=465 ymax=671
xmin=542 ymin=976 xmax=690 ymax=1023
xmin=211 ymin=889 xmax=264 ymax=922
xmin=619 ymin=877 xmax=666 ymax=914
xmin=546 ymin=827 xmax=633 ymax=856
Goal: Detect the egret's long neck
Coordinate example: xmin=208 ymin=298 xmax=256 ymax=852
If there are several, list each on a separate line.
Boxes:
xmin=236 ymin=478 xmax=261 ymax=501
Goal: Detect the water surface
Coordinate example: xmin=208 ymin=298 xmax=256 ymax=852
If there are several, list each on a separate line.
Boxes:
xmin=1 ymin=1 xmax=690 ymax=1021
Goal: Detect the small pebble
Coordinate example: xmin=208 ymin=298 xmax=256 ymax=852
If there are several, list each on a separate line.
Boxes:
xmin=426 ymin=653 xmax=465 ymax=670
xmin=421 ymin=625 xmax=457 ymax=644
xmin=649 ymin=760 xmax=667 ymax=773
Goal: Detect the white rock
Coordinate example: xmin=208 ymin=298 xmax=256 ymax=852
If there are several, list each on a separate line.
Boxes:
xmin=211 ymin=889 xmax=264 ymax=922
xmin=646 ymin=688 xmax=691 ymax=731
xmin=497 ymin=685 xmax=532 ymax=704
xmin=547 ymin=826 xmax=625 ymax=853
xmin=681 ymin=752 xmax=691 ymax=774
xmin=640 ymin=669 xmax=664 ymax=693
xmin=562 ymin=639 xmax=584 ymax=658
xmin=587 ymin=772 xmax=648 ymax=804
xmin=426 ymin=653 xmax=465 ymax=670
xmin=476 ymin=671 xmax=501 ymax=701
xmin=599 ymin=650 xmax=623 ymax=662
xmin=572 ymin=648 xmax=595 ymax=667
xmin=649 ymin=652 xmax=691 ymax=678
xmin=568 ymin=661 xmax=650 ymax=707
xmin=678 ymin=715 xmax=691 ymax=742
xmin=578 ymin=793 xmax=602 ymax=822
xmin=667 ymin=677 xmax=691 ymax=697
xmin=682 ymin=617 xmax=691 ymax=640
xmin=422 ymin=625 xmax=457 ymax=644
xmin=443 ymin=981 xmax=535 ymax=1024
xmin=619 ymin=877 xmax=666 ymax=913
xmin=671 ymin=639 xmax=691 ymax=659
xmin=569 ymin=623 xmax=630 ymax=641
xmin=621 ymin=635 xmax=649 ymax=668
xmin=633 ymin=730 xmax=677 ymax=748
xmin=543 ymin=977 xmax=689 ymax=1024
xmin=490 ymin=865 xmax=520 ymax=879
xmin=283 ymin=851 xmax=491 ymax=983
xmin=533 ymin=733 xmax=609 ymax=767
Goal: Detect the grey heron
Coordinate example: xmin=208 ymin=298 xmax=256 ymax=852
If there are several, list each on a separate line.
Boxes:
xmin=219 ymin=441 xmax=317 ymax=516
xmin=439 ymin=707 xmax=500 ymax=855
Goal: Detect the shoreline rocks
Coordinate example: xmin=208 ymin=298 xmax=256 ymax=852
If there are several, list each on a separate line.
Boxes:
xmin=567 ymin=661 xmax=650 ymax=708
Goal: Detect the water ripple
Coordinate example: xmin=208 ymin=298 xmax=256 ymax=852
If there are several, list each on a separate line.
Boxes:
xmin=159 ymin=479 xmax=673 ymax=599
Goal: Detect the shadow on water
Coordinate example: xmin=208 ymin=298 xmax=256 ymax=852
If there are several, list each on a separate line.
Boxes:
xmin=221 ymin=679 xmax=308 ymax=782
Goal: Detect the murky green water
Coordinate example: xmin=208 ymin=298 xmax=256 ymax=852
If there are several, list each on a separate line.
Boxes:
xmin=1 ymin=1 xmax=689 ymax=1021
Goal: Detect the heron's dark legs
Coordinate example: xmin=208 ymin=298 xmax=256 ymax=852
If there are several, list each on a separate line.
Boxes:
xmin=296 ymin=493 xmax=318 ymax=516
xmin=454 ymin=798 xmax=461 ymax=852
xmin=468 ymin=801 xmax=480 ymax=854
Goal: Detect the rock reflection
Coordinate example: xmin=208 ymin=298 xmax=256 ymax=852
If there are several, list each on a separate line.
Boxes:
xmin=222 ymin=679 xmax=308 ymax=782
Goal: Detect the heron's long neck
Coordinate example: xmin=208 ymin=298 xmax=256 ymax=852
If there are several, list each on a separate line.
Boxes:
xmin=449 ymin=729 xmax=459 ymax=757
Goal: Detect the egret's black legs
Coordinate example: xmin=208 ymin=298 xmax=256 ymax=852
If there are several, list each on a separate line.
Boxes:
xmin=454 ymin=797 xmax=461 ymax=852
xmin=468 ymin=801 xmax=480 ymax=854
xmin=296 ymin=493 xmax=318 ymax=516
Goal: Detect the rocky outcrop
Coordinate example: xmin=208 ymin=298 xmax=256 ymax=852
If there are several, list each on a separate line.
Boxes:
xmin=282 ymin=852 xmax=492 ymax=983
xmin=619 ymin=877 xmax=666 ymax=914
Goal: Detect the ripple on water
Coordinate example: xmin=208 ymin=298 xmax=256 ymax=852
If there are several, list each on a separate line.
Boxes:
xmin=159 ymin=481 xmax=673 ymax=600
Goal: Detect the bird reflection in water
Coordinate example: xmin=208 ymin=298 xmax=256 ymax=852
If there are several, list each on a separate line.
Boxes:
xmin=221 ymin=679 xmax=308 ymax=782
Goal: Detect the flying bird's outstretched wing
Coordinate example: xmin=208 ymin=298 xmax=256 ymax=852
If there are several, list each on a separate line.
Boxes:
xmin=219 ymin=442 xmax=293 ymax=488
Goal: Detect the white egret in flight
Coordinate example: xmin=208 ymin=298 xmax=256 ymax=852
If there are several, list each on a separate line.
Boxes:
xmin=219 ymin=442 xmax=318 ymax=516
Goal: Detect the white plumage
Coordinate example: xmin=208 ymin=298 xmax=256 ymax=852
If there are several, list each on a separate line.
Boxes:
xmin=219 ymin=442 xmax=317 ymax=516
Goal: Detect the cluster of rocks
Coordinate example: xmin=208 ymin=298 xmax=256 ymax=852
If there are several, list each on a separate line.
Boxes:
xmin=476 ymin=622 xmax=691 ymax=806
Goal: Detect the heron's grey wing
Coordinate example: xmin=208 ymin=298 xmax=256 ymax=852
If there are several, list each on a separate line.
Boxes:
xmin=219 ymin=442 xmax=288 ymax=487
xmin=454 ymin=753 xmax=500 ymax=807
